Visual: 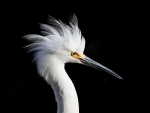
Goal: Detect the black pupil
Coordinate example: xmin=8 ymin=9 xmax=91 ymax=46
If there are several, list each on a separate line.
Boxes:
xmin=72 ymin=52 xmax=77 ymax=55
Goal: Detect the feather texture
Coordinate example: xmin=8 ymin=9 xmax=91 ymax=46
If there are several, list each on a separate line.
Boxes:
xmin=24 ymin=14 xmax=85 ymax=61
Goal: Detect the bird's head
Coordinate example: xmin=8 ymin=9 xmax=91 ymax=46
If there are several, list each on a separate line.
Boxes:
xmin=24 ymin=14 xmax=122 ymax=79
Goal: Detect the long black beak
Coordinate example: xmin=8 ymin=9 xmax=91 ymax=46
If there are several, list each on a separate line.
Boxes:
xmin=80 ymin=56 xmax=123 ymax=79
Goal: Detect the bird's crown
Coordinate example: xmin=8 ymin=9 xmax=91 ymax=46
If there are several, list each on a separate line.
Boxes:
xmin=24 ymin=14 xmax=85 ymax=63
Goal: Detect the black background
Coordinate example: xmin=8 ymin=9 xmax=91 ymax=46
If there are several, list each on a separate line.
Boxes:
xmin=0 ymin=1 xmax=149 ymax=113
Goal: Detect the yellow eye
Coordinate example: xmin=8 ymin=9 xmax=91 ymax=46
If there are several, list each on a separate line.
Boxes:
xmin=71 ymin=52 xmax=78 ymax=56
xmin=71 ymin=52 xmax=85 ymax=59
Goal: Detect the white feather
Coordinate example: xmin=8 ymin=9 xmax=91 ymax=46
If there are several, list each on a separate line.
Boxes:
xmin=23 ymin=14 xmax=122 ymax=113
xmin=24 ymin=14 xmax=85 ymax=64
xmin=24 ymin=15 xmax=84 ymax=113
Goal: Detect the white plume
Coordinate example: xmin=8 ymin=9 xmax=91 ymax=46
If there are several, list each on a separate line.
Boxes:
xmin=23 ymin=14 xmax=85 ymax=65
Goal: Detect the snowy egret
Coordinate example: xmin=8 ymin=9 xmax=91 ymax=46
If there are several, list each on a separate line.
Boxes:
xmin=24 ymin=14 xmax=122 ymax=113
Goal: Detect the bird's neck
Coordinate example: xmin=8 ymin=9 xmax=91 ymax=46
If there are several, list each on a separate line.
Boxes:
xmin=44 ymin=62 xmax=79 ymax=113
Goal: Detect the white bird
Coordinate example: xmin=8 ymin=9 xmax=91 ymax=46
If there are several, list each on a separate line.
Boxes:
xmin=24 ymin=14 xmax=122 ymax=113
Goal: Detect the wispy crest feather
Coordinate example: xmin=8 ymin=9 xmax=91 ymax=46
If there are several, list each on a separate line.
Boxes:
xmin=24 ymin=14 xmax=85 ymax=63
